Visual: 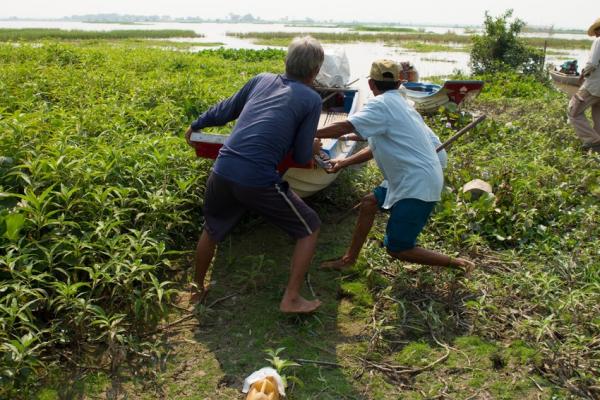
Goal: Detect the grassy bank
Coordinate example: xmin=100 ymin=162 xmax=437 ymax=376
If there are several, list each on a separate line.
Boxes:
xmin=351 ymin=26 xmax=419 ymax=33
xmin=228 ymin=31 xmax=593 ymax=50
xmin=0 ymin=28 xmax=200 ymax=41
xmin=1 ymin=42 xmax=598 ymax=399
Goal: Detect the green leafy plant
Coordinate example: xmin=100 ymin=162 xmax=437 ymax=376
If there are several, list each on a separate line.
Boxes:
xmin=264 ymin=347 xmax=302 ymax=390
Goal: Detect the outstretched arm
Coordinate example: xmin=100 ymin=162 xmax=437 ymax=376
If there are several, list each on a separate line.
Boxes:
xmin=327 ymin=146 xmax=373 ymax=173
xmin=316 ymin=121 xmax=356 ymax=139
xmin=340 ymin=133 xmax=366 ymax=142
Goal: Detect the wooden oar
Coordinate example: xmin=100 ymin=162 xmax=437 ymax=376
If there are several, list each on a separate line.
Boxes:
xmin=436 ymin=114 xmax=486 ymax=152
xmin=336 ymin=114 xmax=487 ymax=224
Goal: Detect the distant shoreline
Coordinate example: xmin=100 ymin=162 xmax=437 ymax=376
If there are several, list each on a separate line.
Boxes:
xmin=0 ymin=16 xmax=586 ymax=32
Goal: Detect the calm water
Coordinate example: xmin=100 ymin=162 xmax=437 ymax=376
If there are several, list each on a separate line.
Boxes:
xmin=0 ymin=20 xmax=591 ymax=79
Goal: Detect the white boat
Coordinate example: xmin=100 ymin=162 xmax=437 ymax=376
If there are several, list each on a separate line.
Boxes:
xmin=402 ymin=80 xmax=484 ymax=114
xmin=191 ymin=85 xmax=363 ymax=197
xmin=283 ymin=86 xmax=362 ymax=197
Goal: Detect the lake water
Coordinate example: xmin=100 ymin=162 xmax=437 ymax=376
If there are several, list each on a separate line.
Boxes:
xmin=0 ymin=20 xmax=591 ymax=79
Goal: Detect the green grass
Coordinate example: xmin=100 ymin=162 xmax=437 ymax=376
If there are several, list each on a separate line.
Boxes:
xmin=0 ymin=42 xmax=284 ymax=399
xmin=397 ymin=40 xmax=468 ymax=52
xmin=228 ymin=30 xmax=475 ymax=45
xmin=351 ymin=25 xmax=419 ymax=33
xmin=229 ymin=30 xmax=593 ymax=50
xmin=0 ymin=28 xmax=200 ymax=41
xmin=0 ymin=41 xmax=598 ymax=399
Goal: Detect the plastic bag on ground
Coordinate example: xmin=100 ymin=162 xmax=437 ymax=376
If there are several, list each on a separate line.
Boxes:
xmin=242 ymin=367 xmax=285 ymax=397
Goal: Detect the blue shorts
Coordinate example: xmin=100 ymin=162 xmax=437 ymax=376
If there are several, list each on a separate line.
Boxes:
xmin=373 ymin=186 xmax=436 ymax=252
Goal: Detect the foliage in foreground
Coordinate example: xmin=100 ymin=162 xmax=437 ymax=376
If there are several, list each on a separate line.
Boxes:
xmin=0 ymin=43 xmax=284 ymax=397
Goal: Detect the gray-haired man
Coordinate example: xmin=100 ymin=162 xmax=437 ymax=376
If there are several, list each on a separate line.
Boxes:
xmin=185 ymin=36 xmax=324 ymax=313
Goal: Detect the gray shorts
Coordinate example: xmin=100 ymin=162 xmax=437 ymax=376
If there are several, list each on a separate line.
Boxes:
xmin=202 ymin=172 xmax=321 ymax=242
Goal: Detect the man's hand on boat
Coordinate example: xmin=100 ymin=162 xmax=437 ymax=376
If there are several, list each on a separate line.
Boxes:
xmin=184 ymin=126 xmax=194 ymax=147
xmin=324 ymin=158 xmax=347 ymax=174
xmin=339 ymin=133 xmax=364 ymax=141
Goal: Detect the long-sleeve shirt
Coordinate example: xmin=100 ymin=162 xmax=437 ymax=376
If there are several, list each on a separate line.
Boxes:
xmin=191 ymin=73 xmax=321 ymax=187
xmin=582 ymin=37 xmax=600 ymax=97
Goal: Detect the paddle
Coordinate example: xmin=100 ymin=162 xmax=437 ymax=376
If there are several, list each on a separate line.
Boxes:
xmin=436 ymin=114 xmax=486 ymax=152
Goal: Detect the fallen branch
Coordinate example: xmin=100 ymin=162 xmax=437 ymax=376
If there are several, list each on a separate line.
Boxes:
xmin=294 ymin=358 xmax=342 ymax=368
xmin=144 ymin=293 xmax=239 ymax=337
xmin=358 ymin=343 xmax=450 ymax=377
xmin=529 ymin=376 xmax=544 ymax=392
xmin=61 ymin=352 xmax=110 ymax=372
xmin=207 ymin=293 xmax=238 ymax=308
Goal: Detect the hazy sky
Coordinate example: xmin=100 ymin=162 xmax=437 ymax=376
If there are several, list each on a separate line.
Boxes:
xmin=1 ymin=0 xmax=596 ymax=29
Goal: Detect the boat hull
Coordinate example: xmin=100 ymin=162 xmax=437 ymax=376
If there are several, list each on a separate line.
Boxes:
xmin=284 ymin=89 xmax=362 ymax=197
xmin=283 ymin=137 xmax=356 ymax=197
xmin=549 ymin=70 xmax=580 ymax=96
xmin=402 ymin=80 xmax=484 ymax=114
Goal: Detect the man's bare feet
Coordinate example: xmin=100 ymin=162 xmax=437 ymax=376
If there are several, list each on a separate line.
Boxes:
xmin=279 ymin=295 xmax=322 ymax=313
xmin=189 ymin=284 xmax=210 ymax=305
xmin=320 ymin=255 xmax=355 ymax=270
xmin=449 ymin=257 xmax=475 ymax=275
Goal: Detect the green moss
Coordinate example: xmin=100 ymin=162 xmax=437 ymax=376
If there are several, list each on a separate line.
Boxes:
xmin=454 ymin=336 xmax=499 ymax=357
xmin=508 ymin=340 xmax=541 ymax=365
xmin=340 ymin=281 xmax=374 ymax=307
xmin=393 ymin=341 xmax=435 ymax=367
xmin=35 ymin=388 xmax=59 ymax=400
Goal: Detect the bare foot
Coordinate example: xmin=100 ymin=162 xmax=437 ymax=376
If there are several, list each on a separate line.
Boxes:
xmin=279 ymin=295 xmax=322 ymax=314
xmin=189 ymin=284 xmax=210 ymax=305
xmin=320 ymin=255 xmax=355 ymax=270
xmin=450 ymin=258 xmax=475 ymax=275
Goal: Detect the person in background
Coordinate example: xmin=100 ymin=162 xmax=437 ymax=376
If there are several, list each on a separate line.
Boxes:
xmin=184 ymin=36 xmax=324 ymax=313
xmin=316 ymin=59 xmax=474 ymax=272
xmin=568 ymin=18 xmax=600 ymax=153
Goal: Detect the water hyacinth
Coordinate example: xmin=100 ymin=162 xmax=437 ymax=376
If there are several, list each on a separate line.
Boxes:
xmin=0 ymin=41 xmax=284 ymax=395
xmin=0 ymin=39 xmax=598 ymax=399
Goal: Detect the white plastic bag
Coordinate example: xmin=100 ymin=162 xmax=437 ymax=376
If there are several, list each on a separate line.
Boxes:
xmin=315 ymin=50 xmax=351 ymax=88
xmin=242 ymin=367 xmax=286 ymax=396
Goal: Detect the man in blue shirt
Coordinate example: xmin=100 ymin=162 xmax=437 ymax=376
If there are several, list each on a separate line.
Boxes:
xmin=317 ymin=59 xmax=474 ymax=272
xmin=185 ymin=36 xmax=324 ymax=313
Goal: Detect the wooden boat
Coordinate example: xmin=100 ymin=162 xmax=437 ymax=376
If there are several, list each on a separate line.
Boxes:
xmin=190 ymin=85 xmax=362 ymax=198
xmin=549 ymin=69 xmax=580 ymax=96
xmin=402 ymin=80 xmax=484 ymax=114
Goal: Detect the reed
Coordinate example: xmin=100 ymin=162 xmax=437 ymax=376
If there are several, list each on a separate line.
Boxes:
xmin=0 ymin=28 xmax=200 ymax=41
xmin=228 ymin=31 xmax=593 ymax=50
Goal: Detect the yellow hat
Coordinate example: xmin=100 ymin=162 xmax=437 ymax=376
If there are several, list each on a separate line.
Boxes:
xmin=369 ymin=59 xmax=400 ymax=82
xmin=588 ymin=18 xmax=600 ymax=36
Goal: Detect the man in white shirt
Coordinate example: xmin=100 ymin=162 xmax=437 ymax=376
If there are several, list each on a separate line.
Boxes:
xmin=316 ymin=59 xmax=474 ymax=271
xmin=568 ymin=18 xmax=600 ymax=153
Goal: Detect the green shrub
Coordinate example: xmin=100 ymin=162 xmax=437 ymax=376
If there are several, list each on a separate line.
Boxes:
xmin=470 ymin=10 xmax=544 ymax=76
